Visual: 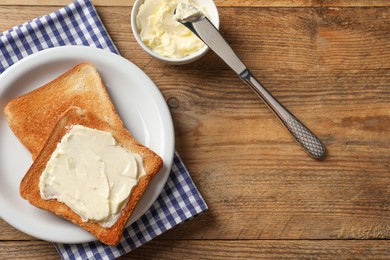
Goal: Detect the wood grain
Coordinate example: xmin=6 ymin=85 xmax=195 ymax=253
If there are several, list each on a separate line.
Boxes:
xmin=1 ymin=1 xmax=390 ymax=259
xmin=0 ymin=0 xmax=389 ymax=7
xmin=123 ymin=240 xmax=390 ymax=259
xmin=1 ymin=239 xmax=390 ymax=259
xmin=0 ymin=241 xmax=58 ymax=259
xmin=0 ymin=219 xmax=34 ymax=240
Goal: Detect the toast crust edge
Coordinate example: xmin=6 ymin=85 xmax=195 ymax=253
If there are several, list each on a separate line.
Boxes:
xmin=4 ymin=63 xmax=125 ymax=160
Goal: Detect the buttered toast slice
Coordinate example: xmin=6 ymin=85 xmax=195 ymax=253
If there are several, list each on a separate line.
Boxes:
xmin=4 ymin=63 xmax=124 ymax=159
xmin=20 ymin=107 xmax=163 ymax=246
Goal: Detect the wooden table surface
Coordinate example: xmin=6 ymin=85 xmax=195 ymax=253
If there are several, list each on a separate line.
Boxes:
xmin=1 ymin=0 xmax=390 ymax=259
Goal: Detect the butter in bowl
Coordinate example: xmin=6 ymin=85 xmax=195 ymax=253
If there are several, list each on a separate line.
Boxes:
xmin=131 ymin=0 xmax=219 ymax=64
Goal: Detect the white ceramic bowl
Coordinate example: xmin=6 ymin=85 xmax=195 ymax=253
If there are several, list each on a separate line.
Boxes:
xmin=131 ymin=0 xmax=220 ymax=65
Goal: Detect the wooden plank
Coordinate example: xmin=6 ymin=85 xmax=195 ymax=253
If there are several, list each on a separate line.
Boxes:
xmin=1 ymin=240 xmax=390 ymax=259
xmin=125 ymin=240 xmax=390 ymax=259
xmin=0 ymin=0 xmax=389 ymax=7
xmin=0 ymin=241 xmax=58 ymax=259
xmin=1 ymin=6 xmax=389 ymax=72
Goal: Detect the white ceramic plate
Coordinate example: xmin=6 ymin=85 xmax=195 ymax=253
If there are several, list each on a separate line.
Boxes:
xmin=0 ymin=46 xmax=175 ymax=244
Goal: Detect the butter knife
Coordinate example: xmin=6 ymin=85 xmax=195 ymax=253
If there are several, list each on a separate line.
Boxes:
xmin=176 ymin=13 xmax=326 ymax=160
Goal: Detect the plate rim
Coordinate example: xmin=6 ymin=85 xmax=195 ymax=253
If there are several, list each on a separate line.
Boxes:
xmin=0 ymin=46 xmax=175 ymax=243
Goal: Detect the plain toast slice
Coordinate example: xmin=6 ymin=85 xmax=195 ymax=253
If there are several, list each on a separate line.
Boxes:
xmin=20 ymin=106 xmax=163 ymax=246
xmin=4 ymin=63 xmax=124 ymax=159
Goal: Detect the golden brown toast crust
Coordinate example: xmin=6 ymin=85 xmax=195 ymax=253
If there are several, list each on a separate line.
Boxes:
xmin=4 ymin=63 xmax=124 ymax=159
xmin=20 ymin=107 xmax=163 ymax=246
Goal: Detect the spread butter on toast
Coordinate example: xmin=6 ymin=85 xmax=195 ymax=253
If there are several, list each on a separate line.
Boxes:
xmin=20 ymin=107 xmax=163 ymax=246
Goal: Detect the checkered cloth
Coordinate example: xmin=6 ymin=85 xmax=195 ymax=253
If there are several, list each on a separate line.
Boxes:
xmin=0 ymin=0 xmax=208 ymax=259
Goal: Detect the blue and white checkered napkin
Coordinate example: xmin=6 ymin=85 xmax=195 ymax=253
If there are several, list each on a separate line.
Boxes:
xmin=0 ymin=0 xmax=207 ymax=259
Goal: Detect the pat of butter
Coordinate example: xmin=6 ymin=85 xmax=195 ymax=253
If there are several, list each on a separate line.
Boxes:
xmin=39 ymin=125 xmax=145 ymax=227
xmin=136 ymin=0 xmax=207 ymax=58
xmin=174 ymin=2 xmax=203 ymax=22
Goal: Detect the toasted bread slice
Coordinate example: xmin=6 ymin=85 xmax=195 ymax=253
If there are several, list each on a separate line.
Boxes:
xmin=4 ymin=63 xmax=124 ymax=159
xmin=20 ymin=107 xmax=163 ymax=246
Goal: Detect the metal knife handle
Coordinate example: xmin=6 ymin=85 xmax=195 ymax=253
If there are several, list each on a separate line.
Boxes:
xmin=240 ymin=69 xmax=326 ymax=160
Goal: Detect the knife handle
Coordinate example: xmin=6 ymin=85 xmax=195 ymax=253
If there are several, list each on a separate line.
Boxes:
xmin=240 ymin=69 xmax=326 ymax=160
